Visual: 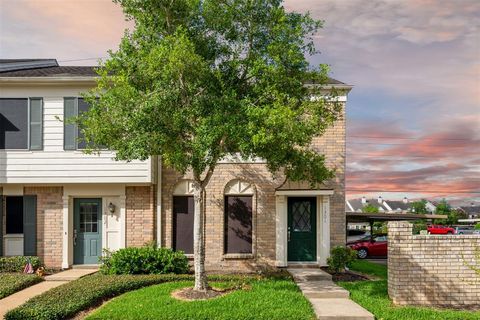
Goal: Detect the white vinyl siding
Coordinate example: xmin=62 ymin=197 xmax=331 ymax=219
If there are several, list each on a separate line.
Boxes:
xmin=0 ymin=87 xmax=153 ymax=184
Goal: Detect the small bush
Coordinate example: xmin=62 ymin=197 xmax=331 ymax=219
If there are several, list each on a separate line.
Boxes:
xmin=99 ymin=244 xmax=189 ymax=275
xmin=327 ymin=246 xmax=357 ymax=273
xmin=0 ymin=273 xmax=43 ymax=299
xmin=0 ymin=256 xmax=42 ymax=273
xmin=475 ymin=223 xmax=480 ymax=230
xmin=5 ymin=274 xmax=250 ymax=320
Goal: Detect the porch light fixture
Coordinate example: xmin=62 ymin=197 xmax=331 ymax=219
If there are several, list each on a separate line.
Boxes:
xmin=108 ymin=202 xmax=116 ymax=214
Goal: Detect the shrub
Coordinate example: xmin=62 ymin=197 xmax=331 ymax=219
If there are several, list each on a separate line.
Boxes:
xmin=362 ymin=203 xmax=379 ymax=213
xmin=99 ymin=244 xmax=189 ymax=275
xmin=5 ymin=274 xmax=249 ymax=320
xmin=0 ymin=274 xmax=43 ymax=299
xmin=412 ymin=220 xmax=427 ymax=234
xmin=327 ymin=246 xmax=357 ymax=273
xmin=475 ymin=223 xmax=480 ymax=230
xmin=0 ymin=256 xmax=42 ymax=273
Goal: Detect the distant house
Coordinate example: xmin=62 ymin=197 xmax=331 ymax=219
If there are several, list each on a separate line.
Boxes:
xmin=383 ymin=197 xmax=411 ymax=212
xmin=346 ymin=196 xmax=389 ymax=213
xmin=458 ymin=205 xmax=480 ymax=219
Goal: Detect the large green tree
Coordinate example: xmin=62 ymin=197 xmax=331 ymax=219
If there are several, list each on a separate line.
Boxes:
xmin=80 ymin=0 xmax=341 ymax=292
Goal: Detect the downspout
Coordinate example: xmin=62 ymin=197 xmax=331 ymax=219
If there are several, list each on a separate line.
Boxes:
xmin=156 ymin=156 xmax=162 ymax=247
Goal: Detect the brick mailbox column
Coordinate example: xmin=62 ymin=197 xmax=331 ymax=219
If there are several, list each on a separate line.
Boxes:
xmin=387 ymin=221 xmax=413 ymax=305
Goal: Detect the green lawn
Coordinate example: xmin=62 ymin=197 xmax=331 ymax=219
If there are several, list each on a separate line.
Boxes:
xmin=340 ymin=260 xmax=480 ymax=320
xmin=87 ymin=279 xmax=316 ymax=320
xmin=0 ymin=273 xmax=43 ymax=299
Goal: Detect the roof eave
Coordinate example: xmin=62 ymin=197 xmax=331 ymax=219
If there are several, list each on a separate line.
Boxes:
xmin=0 ymin=76 xmax=97 ymax=85
xmin=305 ymin=83 xmax=354 ymax=92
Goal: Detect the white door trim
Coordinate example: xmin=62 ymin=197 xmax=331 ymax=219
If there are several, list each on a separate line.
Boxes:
xmin=275 ymin=193 xmax=332 ymax=267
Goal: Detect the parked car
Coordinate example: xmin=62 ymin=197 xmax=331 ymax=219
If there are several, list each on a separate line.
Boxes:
xmin=427 ymin=225 xmax=455 ymax=235
xmin=454 ymin=225 xmax=475 ymax=235
xmin=347 ymin=235 xmax=388 ymax=259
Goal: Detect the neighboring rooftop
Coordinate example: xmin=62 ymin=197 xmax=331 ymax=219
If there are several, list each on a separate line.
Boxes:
xmin=459 ymin=205 xmax=480 ymax=215
xmin=0 ymin=59 xmax=346 ymax=85
xmin=0 ymin=59 xmax=97 ymax=77
xmin=346 ymin=198 xmax=389 ymax=212
xmin=384 ymin=200 xmax=411 ymax=212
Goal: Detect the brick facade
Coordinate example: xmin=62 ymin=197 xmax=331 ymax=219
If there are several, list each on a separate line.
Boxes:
xmin=24 ymin=186 xmax=64 ymax=268
xmin=1 ymin=102 xmax=345 ymax=271
xmin=388 ymin=221 xmax=480 ymax=308
xmin=161 ymin=102 xmax=346 ymax=270
xmin=125 ymin=186 xmax=156 ymax=247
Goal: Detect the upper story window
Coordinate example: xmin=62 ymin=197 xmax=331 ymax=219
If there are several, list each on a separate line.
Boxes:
xmin=64 ymin=97 xmax=90 ymax=150
xmin=0 ymin=98 xmax=43 ymax=150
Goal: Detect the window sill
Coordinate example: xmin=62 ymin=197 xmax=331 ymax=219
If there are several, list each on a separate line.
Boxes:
xmin=223 ymin=253 xmax=254 ymax=260
xmin=185 ymin=254 xmax=194 ymax=260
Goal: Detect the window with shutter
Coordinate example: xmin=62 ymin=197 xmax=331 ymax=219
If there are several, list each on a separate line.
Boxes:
xmin=0 ymin=98 xmax=29 ymax=149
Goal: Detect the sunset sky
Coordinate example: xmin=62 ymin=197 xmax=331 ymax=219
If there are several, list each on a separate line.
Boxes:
xmin=1 ymin=0 xmax=478 ymax=204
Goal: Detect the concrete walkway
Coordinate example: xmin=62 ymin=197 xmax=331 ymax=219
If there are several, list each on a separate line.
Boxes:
xmin=0 ymin=268 xmax=97 ymax=319
xmin=288 ymin=268 xmax=374 ymax=320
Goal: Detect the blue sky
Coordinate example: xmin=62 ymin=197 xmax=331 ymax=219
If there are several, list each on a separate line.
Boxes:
xmin=1 ymin=0 xmax=479 ymax=204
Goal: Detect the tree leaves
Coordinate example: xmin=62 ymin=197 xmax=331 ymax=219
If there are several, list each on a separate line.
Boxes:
xmin=81 ymin=0 xmax=339 ymax=185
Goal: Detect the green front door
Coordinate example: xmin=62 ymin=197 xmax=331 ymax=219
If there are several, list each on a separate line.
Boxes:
xmin=288 ymin=197 xmax=316 ymax=262
xmin=74 ymin=199 xmax=102 ymax=265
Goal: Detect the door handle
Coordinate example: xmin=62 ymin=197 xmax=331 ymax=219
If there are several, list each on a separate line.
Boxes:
xmin=73 ymin=229 xmax=77 ymax=246
xmin=288 ymin=227 xmax=291 ymax=242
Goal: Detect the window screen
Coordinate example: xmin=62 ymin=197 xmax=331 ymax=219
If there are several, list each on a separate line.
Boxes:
xmin=6 ymin=196 xmax=23 ymax=234
xmin=224 ymin=196 xmax=252 ymax=254
xmin=173 ymin=196 xmax=194 ymax=254
xmin=0 ymin=98 xmax=28 ymax=149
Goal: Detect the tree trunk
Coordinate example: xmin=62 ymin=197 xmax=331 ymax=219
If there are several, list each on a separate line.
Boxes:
xmin=193 ymin=181 xmax=208 ymax=291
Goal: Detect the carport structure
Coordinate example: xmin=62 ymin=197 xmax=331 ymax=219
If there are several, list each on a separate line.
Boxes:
xmin=346 ymin=212 xmax=448 ymax=241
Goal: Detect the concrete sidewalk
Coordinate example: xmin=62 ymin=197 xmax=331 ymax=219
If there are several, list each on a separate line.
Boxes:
xmin=0 ymin=268 xmax=97 ymax=319
xmin=288 ymin=268 xmax=374 ymax=320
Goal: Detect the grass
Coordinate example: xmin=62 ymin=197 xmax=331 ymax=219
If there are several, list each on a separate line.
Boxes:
xmin=87 ymin=278 xmax=315 ymax=320
xmin=6 ymin=272 xmax=312 ymax=320
xmin=339 ymin=260 xmax=480 ymax=320
xmin=349 ymin=260 xmax=388 ymax=279
xmin=0 ymin=273 xmax=43 ymax=299
xmin=5 ymin=274 xmax=193 ymax=320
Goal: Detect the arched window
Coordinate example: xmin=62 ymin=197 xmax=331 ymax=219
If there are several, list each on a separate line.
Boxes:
xmin=172 ymin=180 xmax=195 ymax=254
xmin=224 ymin=180 xmax=254 ymax=254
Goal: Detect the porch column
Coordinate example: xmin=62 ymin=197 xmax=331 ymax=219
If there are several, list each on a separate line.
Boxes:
xmin=319 ymin=195 xmax=330 ymax=266
xmin=275 ymin=195 xmax=287 ymax=267
xmin=119 ymin=195 xmax=126 ymax=248
xmin=61 ymin=195 xmax=69 ymax=269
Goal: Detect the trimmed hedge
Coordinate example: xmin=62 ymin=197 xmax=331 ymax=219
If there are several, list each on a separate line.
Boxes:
xmin=5 ymin=274 xmax=249 ymax=320
xmin=0 ymin=256 xmax=42 ymax=273
xmin=0 ymin=273 xmax=43 ymax=299
xmin=100 ymin=245 xmax=189 ymax=275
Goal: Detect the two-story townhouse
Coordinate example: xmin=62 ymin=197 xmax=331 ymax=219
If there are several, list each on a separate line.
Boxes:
xmin=0 ymin=59 xmax=351 ymax=270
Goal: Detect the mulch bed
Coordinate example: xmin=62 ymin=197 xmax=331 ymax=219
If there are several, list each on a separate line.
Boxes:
xmin=172 ymin=287 xmax=234 ymax=301
xmin=320 ymin=267 xmax=370 ymax=282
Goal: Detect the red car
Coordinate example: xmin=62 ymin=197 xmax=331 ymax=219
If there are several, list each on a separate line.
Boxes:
xmin=347 ymin=235 xmax=388 ymax=259
xmin=427 ymin=225 xmax=455 ymax=235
